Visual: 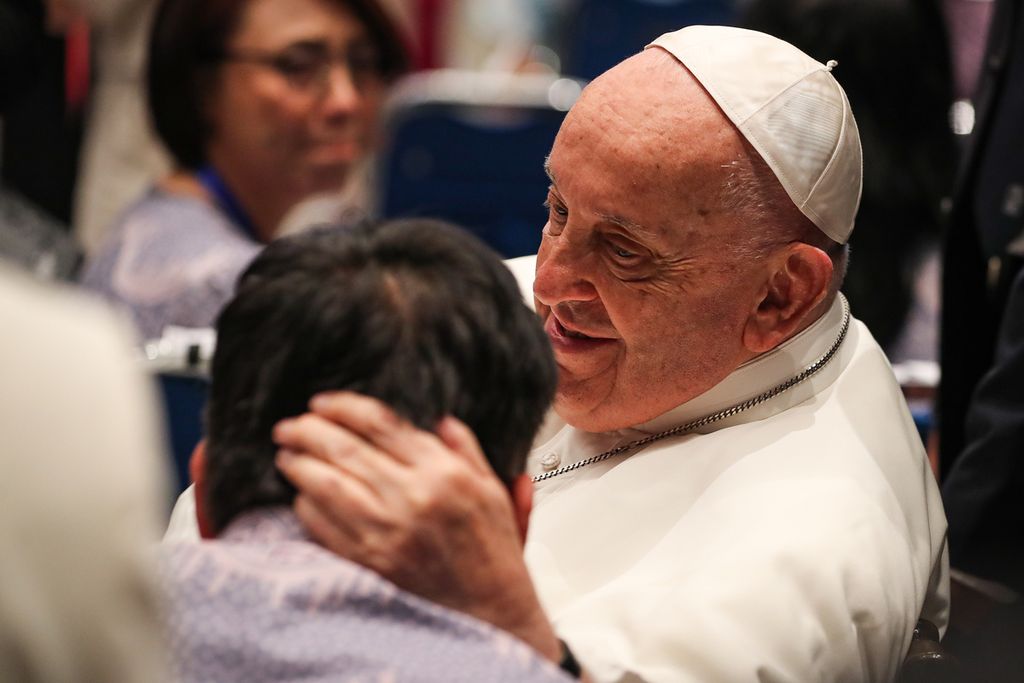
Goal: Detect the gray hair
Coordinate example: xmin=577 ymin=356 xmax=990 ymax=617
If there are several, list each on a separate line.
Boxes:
xmin=719 ymin=153 xmax=849 ymax=299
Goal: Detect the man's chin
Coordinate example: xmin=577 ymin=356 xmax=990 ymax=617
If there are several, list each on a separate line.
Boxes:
xmin=553 ymin=388 xmax=626 ymax=434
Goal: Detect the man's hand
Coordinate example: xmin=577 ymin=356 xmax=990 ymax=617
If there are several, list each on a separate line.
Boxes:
xmin=273 ymin=392 xmax=562 ymax=664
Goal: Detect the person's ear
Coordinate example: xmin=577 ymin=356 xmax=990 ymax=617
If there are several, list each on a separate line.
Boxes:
xmin=511 ymin=473 xmax=534 ymax=544
xmin=743 ymin=243 xmax=833 ymax=354
xmin=190 ymin=440 xmax=216 ymax=540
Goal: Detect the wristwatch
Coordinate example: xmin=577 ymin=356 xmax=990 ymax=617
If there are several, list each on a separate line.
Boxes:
xmin=558 ymin=639 xmax=582 ymax=679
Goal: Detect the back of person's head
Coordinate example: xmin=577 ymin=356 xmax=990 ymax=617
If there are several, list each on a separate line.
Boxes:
xmin=147 ymin=0 xmax=409 ymax=169
xmin=203 ymin=220 xmax=557 ymax=533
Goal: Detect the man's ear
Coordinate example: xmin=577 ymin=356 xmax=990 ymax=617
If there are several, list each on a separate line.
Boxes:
xmin=190 ymin=440 xmax=216 ymax=540
xmin=743 ymin=243 xmax=833 ymax=354
xmin=511 ymin=473 xmax=534 ymax=544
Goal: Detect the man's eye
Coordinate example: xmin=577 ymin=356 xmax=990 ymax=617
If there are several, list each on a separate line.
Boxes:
xmin=607 ymin=240 xmax=642 ymax=262
xmin=543 ymin=198 xmax=568 ymax=219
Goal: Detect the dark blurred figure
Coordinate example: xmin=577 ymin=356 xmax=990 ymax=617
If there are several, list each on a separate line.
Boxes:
xmin=939 ymin=0 xmax=1023 ymax=468
xmin=0 ymin=0 xmax=84 ymax=225
xmin=938 ymin=0 xmax=1024 ymax=679
xmin=0 ymin=0 xmax=83 ymax=279
xmin=742 ymin=0 xmax=956 ymax=352
xmin=942 ymin=0 xmax=996 ymax=103
xmin=0 ymin=0 xmax=45 ymax=112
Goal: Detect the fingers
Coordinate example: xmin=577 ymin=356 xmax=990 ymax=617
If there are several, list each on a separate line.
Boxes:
xmin=273 ymin=414 xmax=371 ymax=465
xmin=295 ymin=390 xmax=494 ymax=477
xmin=276 ymin=449 xmax=388 ymax=532
xmin=436 ymin=415 xmax=492 ymax=474
xmin=293 ymin=493 xmax=360 ymax=557
xmin=306 ymin=392 xmax=430 ymax=465
xmin=273 ymin=415 xmax=407 ymax=485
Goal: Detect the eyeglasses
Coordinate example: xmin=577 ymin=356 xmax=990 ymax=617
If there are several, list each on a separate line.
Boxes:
xmin=220 ymin=42 xmax=385 ymax=94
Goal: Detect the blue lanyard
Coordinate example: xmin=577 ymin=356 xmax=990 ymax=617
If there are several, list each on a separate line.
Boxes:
xmin=196 ymin=165 xmax=261 ymax=243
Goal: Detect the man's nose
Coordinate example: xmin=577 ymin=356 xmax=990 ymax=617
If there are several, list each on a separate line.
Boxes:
xmin=533 ymin=229 xmax=599 ymax=306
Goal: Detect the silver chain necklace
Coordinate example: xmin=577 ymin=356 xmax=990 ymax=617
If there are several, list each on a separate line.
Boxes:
xmin=532 ymin=295 xmax=851 ymax=483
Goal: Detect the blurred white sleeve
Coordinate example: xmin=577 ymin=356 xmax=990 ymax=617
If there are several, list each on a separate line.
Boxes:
xmin=0 ymin=265 xmax=169 ymax=682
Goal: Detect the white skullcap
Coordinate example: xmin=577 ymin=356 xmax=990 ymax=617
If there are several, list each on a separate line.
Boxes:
xmin=647 ymin=25 xmax=862 ymax=244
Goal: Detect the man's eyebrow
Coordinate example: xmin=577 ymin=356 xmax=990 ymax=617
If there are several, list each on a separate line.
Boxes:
xmin=597 ymin=211 xmax=658 ymax=239
xmin=543 ymin=157 xmax=556 ymax=185
xmin=543 ymin=157 xmax=656 ymax=237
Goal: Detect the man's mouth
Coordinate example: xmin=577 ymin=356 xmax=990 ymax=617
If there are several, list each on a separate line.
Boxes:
xmin=560 ymin=321 xmax=593 ymax=339
xmin=545 ymin=315 xmax=613 ymax=347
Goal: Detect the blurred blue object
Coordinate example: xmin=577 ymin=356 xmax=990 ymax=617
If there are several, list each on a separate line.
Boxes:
xmin=563 ymin=0 xmax=736 ymax=81
xmin=143 ymin=328 xmax=215 ymax=495
xmin=911 ymin=404 xmax=933 ymax=447
xmin=376 ymin=71 xmax=585 ymax=258
xmin=158 ymin=374 xmax=208 ymax=494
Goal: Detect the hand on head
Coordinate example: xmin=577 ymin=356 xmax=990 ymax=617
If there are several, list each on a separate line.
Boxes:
xmin=273 ymin=391 xmax=562 ymax=664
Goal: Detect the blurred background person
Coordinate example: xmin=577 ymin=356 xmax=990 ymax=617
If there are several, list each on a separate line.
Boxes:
xmin=69 ymin=0 xmax=174 ymax=258
xmin=937 ymin=0 xmax=1024 ymax=678
xmin=438 ymin=0 xmax=567 ymax=73
xmin=0 ymin=0 xmax=83 ymax=280
xmin=0 ymin=0 xmax=85 ymax=235
xmin=81 ymin=0 xmax=409 ymax=340
xmin=71 ymin=0 xmax=415 ymax=255
xmin=938 ymin=0 xmax=1014 ymax=472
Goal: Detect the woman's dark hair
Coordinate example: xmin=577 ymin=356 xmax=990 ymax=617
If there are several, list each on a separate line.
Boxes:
xmin=147 ymin=0 xmax=409 ymax=169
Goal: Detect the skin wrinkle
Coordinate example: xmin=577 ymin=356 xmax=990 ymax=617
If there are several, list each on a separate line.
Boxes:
xmin=545 ymin=187 xmax=703 ymax=293
xmin=534 ymin=48 xmax=841 ymax=431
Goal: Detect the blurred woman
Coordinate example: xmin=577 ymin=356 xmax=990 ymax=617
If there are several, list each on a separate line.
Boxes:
xmin=82 ymin=0 xmax=407 ymax=339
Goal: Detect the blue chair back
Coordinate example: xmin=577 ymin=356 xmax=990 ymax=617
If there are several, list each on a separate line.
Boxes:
xmin=158 ymin=374 xmax=208 ymax=495
xmin=376 ymin=72 xmax=583 ymax=258
xmin=563 ymin=0 xmax=736 ymax=81
xmin=143 ymin=330 xmax=215 ymax=496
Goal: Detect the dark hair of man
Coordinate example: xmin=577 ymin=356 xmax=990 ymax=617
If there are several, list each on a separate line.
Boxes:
xmin=203 ymin=219 xmax=558 ymax=534
xmin=147 ymin=0 xmax=409 ymax=169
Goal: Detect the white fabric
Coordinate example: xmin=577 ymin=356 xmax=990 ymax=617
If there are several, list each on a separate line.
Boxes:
xmin=523 ymin=290 xmax=948 ymax=683
xmin=0 ymin=265 xmax=168 ymax=681
xmin=165 ymin=480 xmax=200 ymax=542
xmin=647 ymin=26 xmax=863 ymax=244
xmin=73 ymin=0 xmax=172 ymax=256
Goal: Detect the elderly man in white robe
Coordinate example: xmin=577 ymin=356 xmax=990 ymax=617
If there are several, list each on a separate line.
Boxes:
xmin=168 ymin=25 xmax=948 ymax=683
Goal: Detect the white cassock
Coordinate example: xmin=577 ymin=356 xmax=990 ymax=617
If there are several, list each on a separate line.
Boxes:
xmin=507 ymin=253 xmax=949 ymax=683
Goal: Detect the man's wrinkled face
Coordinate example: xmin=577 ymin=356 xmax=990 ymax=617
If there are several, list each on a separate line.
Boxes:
xmin=534 ymin=50 xmax=770 ymax=433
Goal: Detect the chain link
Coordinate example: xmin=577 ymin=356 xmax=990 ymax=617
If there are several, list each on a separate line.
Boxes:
xmin=532 ymin=296 xmax=851 ymax=483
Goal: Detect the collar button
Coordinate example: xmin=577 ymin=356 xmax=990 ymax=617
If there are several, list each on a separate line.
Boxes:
xmin=540 ymin=452 xmax=561 ymax=471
